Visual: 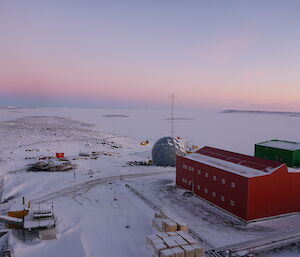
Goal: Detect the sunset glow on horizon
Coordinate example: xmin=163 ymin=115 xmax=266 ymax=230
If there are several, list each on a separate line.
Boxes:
xmin=1 ymin=1 xmax=300 ymax=110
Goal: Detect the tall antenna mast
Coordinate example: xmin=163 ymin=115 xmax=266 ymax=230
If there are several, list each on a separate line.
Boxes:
xmin=171 ymin=93 xmax=174 ymax=138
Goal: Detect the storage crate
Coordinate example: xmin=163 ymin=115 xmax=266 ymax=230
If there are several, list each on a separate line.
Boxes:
xmin=161 ymin=248 xmax=175 ymax=257
xmin=172 ymin=247 xmax=185 ymax=257
xmin=153 ymin=243 xmax=167 ymax=257
xmin=181 ymin=245 xmax=195 ymax=257
xmin=192 ymin=245 xmax=205 ymax=257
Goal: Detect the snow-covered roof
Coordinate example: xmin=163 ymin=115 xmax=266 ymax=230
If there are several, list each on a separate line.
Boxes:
xmin=287 ymin=167 xmax=300 ymax=173
xmin=187 ymin=153 xmax=278 ymax=178
xmin=256 ymin=140 xmax=300 ymax=151
xmin=24 ymin=212 xmax=55 ymax=229
xmin=184 ymin=146 xmax=284 ymax=178
xmin=8 ymin=198 xmax=29 ymax=212
xmin=31 ymin=203 xmax=52 ymax=212
xmin=0 ymin=215 xmax=23 ymax=224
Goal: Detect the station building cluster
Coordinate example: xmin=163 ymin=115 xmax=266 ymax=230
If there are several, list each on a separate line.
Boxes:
xmin=176 ymin=140 xmax=300 ymax=221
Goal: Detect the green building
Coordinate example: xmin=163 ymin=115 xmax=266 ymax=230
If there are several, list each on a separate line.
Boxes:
xmin=255 ymin=139 xmax=300 ymax=167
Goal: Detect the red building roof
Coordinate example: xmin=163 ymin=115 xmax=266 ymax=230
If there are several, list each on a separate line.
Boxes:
xmin=185 ymin=146 xmax=285 ymax=178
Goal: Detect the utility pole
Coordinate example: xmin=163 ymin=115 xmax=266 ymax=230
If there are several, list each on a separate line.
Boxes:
xmin=22 ymin=197 xmax=25 ymax=242
xmin=125 ymin=212 xmax=130 ymax=228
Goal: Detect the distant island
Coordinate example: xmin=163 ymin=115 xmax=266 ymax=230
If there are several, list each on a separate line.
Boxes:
xmin=103 ymin=114 xmax=130 ymax=118
xmin=221 ymin=110 xmax=300 ymax=117
xmin=166 ymin=117 xmax=194 ymax=120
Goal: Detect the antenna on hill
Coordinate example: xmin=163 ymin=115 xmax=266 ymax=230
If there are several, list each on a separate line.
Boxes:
xmin=170 ymin=93 xmax=175 ymax=138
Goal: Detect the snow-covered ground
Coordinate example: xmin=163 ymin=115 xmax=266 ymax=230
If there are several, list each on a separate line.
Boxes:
xmin=0 ymin=107 xmax=300 ymax=257
xmin=125 ymin=175 xmax=300 ymax=246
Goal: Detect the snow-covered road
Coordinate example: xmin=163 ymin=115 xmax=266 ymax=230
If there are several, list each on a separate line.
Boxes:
xmin=32 ymin=170 xmax=174 ymax=203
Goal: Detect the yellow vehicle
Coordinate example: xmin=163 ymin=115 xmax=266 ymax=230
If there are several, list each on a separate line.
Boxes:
xmin=140 ymin=140 xmax=149 ymax=146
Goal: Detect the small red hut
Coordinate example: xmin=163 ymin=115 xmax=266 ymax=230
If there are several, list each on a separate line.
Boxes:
xmin=56 ymin=153 xmax=64 ymax=158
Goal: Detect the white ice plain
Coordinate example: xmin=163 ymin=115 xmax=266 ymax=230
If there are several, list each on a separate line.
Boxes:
xmin=0 ymin=107 xmax=300 ymax=257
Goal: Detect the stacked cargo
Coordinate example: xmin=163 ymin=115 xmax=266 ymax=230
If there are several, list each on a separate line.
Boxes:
xmin=153 ymin=208 xmax=189 ymax=232
xmin=147 ymin=231 xmax=205 ymax=257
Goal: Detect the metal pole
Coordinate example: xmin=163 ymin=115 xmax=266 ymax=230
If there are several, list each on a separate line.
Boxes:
xmin=22 ymin=197 xmax=25 ymax=241
xmin=171 ymin=93 xmax=174 ymax=138
xmin=39 ymin=203 xmax=41 ymax=228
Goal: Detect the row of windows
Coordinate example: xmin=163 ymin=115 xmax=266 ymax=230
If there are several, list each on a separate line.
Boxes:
xmin=183 ymin=164 xmax=195 ymax=172
xmin=182 ymin=178 xmax=189 ymax=184
xmin=181 ymin=178 xmax=235 ymax=206
xmin=182 ymin=164 xmax=236 ymax=188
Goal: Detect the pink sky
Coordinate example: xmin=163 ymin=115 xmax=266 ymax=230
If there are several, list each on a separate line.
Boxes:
xmin=0 ymin=1 xmax=300 ymax=110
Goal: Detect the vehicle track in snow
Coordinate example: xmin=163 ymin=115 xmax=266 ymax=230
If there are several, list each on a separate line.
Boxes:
xmin=31 ymin=170 xmax=174 ymax=203
xmin=16 ymin=137 xmax=127 ymax=150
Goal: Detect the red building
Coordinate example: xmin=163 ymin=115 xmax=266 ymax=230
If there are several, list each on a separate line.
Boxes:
xmin=176 ymin=146 xmax=300 ymax=221
xmin=56 ymin=153 xmax=64 ymax=158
